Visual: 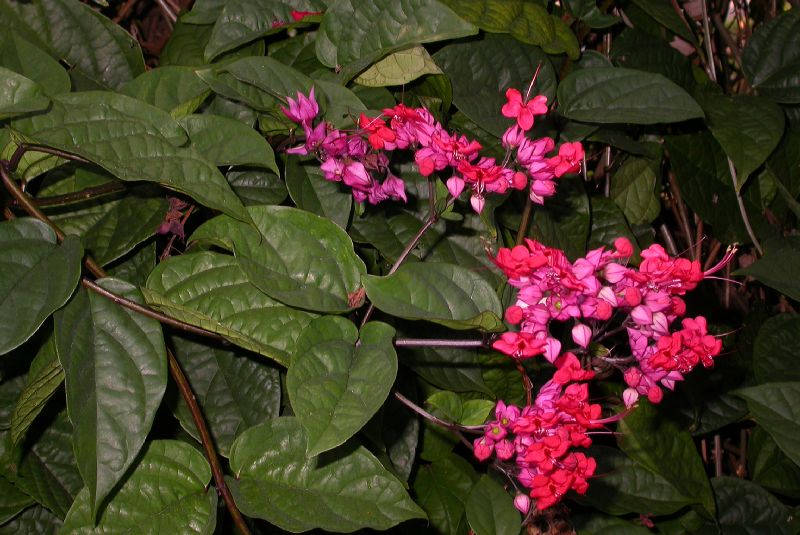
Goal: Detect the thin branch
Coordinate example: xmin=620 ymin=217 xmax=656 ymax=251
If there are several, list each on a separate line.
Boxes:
xmin=727 ymin=159 xmax=763 ymax=255
xmin=1 ymin=154 xmax=250 ymax=535
xmin=34 ymin=182 xmax=128 ymax=206
xmin=393 ymin=391 xmax=482 ymax=450
xmin=659 ymin=223 xmax=680 ymax=257
xmin=514 ymin=196 xmax=533 ymax=245
xmin=394 ymin=338 xmax=486 ymax=348
xmin=711 ymin=12 xmax=743 ymax=70
xmin=667 ymin=170 xmax=696 ymax=258
xmin=700 ymin=0 xmax=719 ymax=83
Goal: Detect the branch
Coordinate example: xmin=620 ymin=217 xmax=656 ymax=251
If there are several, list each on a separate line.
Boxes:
xmin=34 ymin=182 xmax=127 ymax=206
xmin=1 ymin=155 xmax=251 ymax=535
xmin=393 ymin=391 xmax=483 ymax=450
xmin=394 ymin=338 xmax=486 ymax=348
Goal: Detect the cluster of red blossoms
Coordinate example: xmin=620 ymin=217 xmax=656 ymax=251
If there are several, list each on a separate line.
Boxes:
xmin=475 ymin=237 xmax=735 ymax=513
xmin=281 ymin=85 xmax=584 ymax=212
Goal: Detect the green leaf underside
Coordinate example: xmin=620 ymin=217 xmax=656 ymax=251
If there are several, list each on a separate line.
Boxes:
xmin=465 ymin=475 xmax=520 ymax=535
xmin=363 ymin=262 xmax=504 ymax=332
xmin=61 ymin=440 xmax=217 ymax=534
xmin=191 ymin=206 xmax=367 ymax=313
xmin=617 ymin=401 xmax=716 ymax=517
xmin=9 ymin=92 xmax=249 ymax=223
xmin=54 ymin=280 xmax=167 ymax=517
xmin=288 ymin=317 xmax=397 ymax=456
xmin=0 ymin=475 xmax=35 ymax=524
xmin=752 ymin=314 xmax=800 ymax=384
xmin=0 ymin=30 xmax=71 ymax=95
xmin=285 ymin=156 xmax=352 ymax=230
xmin=0 ymin=219 xmax=82 ymax=355
xmin=413 ymin=454 xmax=477 ymax=535
xmin=316 ymin=0 xmax=477 ymax=81
xmin=229 ymin=417 xmax=426 ymax=532
xmin=610 ymin=157 xmax=660 ymax=225
xmin=736 ymin=382 xmax=800 ymax=468
xmin=742 ymin=10 xmax=800 ymax=103
xmin=557 ymin=67 xmax=704 ymax=124
xmin=354 ymin=46 xmax=442 ymax=87
xmin=144 ymin=252 xmax=315 ymax=367
xmin=712 ymin=477 xmax=794 ymax=535
xmin=121 ymin=66 xmax=211 ymax=118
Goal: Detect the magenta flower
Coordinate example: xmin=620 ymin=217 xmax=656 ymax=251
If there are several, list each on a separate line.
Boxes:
xmin=281 ymin=87 xmax=319 ymax=125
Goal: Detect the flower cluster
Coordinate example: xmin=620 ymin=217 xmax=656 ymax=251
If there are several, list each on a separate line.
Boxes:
xmin=281 ymin=85 xmax=583 ymax=212
xmin=491 ymin=238 xmax=732 ymax=406
xmin=473 ymin=353 xmax=605 ymax=511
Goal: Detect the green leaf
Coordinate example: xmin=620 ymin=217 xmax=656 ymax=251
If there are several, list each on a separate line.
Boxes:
xmin=413 ymin=454 xmax=477 ymax=535
xmin=711 ymin=477 xmax=793 ymax=535
xmin=0 ymin=0 xmax=145 ymax=90
xmin=0 ymin=505 xmax=61 ymax=534
xmin=229 ymin=417 xmax=426 ymax=532
xmin=122 ymin=67 xmax=211 ymax=118
xmin=749 ymin=426 xmax=800 ymax=499
xmin=316 ymin=0 xmax=477 ymax=81
xmin=0 ymin=219 xmax=82 ymax=355
xmin=558 ymin=67 xmax=703 ymax=124
xmin=398 ymin=341 xmax=492 ymax=395
xmin=611 ymin=28 xmax=694 ymax=89
xmin=0 ymin=66 xmax=48 ymax=120
xmin=288 ymin=317 xmax=397 ymax=456
xmin=736 ymin=382 xmax=800 ymax=468
xmin=531 ymin=176 xmax=591 ymax=260
xmin=285 ymin=156 xmax=352 ymax=229
xmin=170 ymin=335 xmax=281 ymax=457
xmin=160 ymin=22 xmax=213 ymax=67
xmin=0 ymin=30 xmax=70 ymax=95
xmin=363 ymin=262 xmax=503 ymax=331
xmin=313 ymin=79 xmax=368 ymax=128
xmin=617 ymin=400 xmax=716 ymax=517
xmin=54 ymin=281 xmax=167 ymax=517
xmin=437 ymin=0 xmax=554 ymax=46
xmin=191 ymin=206 xmax=367 ymax=313
xmin=581 ymin=446 xmax=693 ymax=516
xmin=737 ymin=237 xmax=800 ymax=302
xmin=204 ymin=0 xmax=326 ymax=60
xmin=753 ymin=314 xmax=800 ymax=384
xmin=697 ymin=92 xmax=784 ymax=190
xmin=179 ymin=114 xmax=280 ymax=174
xmin=10 ymin=333 xmax=63 ymax=446
xmin=571 ymin=512 xmax=652 ymax=535
xmin=11 ymin=410 xmax=83 ymax=519
xmin=354 ymin=45 xmax=442 ymax=87
xmin=742 ymin=10 xmax=800 ymax=103
xmin=434 ymin=34 xmax=556 ymax=137
xmin=588 ymin=197 xmax=640 ymax=253
xmin=610 ymin=157 xmax=661 ymax=225
xmin=460 ymin=399 xmax=494 ymax=426
xmin=0 ymin=475 xmax=34 ymax=524
xmin=9 ymin=92 xmax=249 ymax=223
xmin=227 ymin=168 xmax=288 ymax=206
xmin=182 ymin=0 xmax=227 ymax=24
xmin=144 ymin=252 xmax=315 ymax=366
xmin=465 ymin=475 xmax=520 ymax=535
xmin=542 ymin=14 xmax=581 ymax=60
xmin=426 ymin=391 xmax=462 ymax=422
xmin=61 ymin=440 xmax=217 ymax=534
xmin=213 ymin=55 xmax=315 ymax=108
xmin=628 ymin=0 xmax=697 ymax=45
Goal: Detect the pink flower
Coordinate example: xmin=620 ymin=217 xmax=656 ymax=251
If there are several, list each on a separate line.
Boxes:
xmin=571 ymin=324 xmax=592 ymax=348
xmin=514 ymin=494 xmax=531 ymax=514
xmin=501 ymin=89 xmax=548 ymax=131
xmin=473 ymin=437 xmax=494 ymax=461
xmin=492 ymin=332 xmax=546 ymax=360
xmin=281 ymin=88 xmax=319 ymax=125
xmin=548 ymin=141 xmax=584 ymax=177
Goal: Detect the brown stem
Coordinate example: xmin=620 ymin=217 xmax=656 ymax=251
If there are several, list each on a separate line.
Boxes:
xmin=711 ymin=12 xmax=743 ymax=70
xmin=394 ymin=338 xmax=486 ymax=348
xmin=667 ymin=170 xmax=696 ymax=258
xmin=34 ymin=182 xmax=127 ymax=207
xmin=1 ymin=156 xmax=251 ymax=535
xmin=694 ymin=216 xmax=705 ymax=262
xmin=703 ymin=240 xmax=723 ymax=272
xmin=516 ymin=362 xmax=533 ymax=406
xmin=713 ymin=434 xmax=723 ymax=476
xmin=515 ymin=196 xmax=533 ymax=246
xmin=393 ymin=391 xmax=482 ymax=449
xmin=160 ymin=205 xmax=196 ymax=261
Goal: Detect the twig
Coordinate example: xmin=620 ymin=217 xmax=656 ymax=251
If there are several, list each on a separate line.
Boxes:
xmin=711 ymin=12 xmax=743 ymax=70
xmin=667 ymin=171 xmax=696 ymax=258
xmin=34 ymin=182 xmax=127 ymax=206
xmin=727 ymin=159 xmax=763 ymax=255
xmin=393 ymin=391 xmax=482 ymax=450
xmin=700 ymin=0 xmax=718 ymax=82
xmin=713 ymin=434 xmax=723 ymax=476
xmin=1 ymin=151 xmax=251 ymax=535
xmin=155 ymin=0 xmax=177 ymax=26
xmin=394 ymin=338 xmax=486 ymax=348
xmin=659 ymin=223 xmax=680 ymax=257
xmin=514 ymin=196 xmax=533 ymax=245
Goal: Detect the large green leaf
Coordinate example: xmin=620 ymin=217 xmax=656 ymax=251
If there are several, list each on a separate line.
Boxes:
xmin=191 ymin=206 xmax=367 ymax=313
xmin=121 ymin=67 xmax=211 ymax=118
xmin=610 ymin=156 xmax=661 ymax=225
xmin=228 ymin=417 xmax=426 ymax=532
xmin=437 ymin=0 xmax=554 ymax=46
xmin=0 ymin=505 xmax=62 ymax=534
xmin=0 ymin=474 xmax=34 ymax=524
xmin=287 ymin=317 xmax=397 ymax=456
xmin=434 ymin=34 xmax=556 ymax=137
xmin=363 ymin=262 xmax=503 ymax=331
xmin=213 ymin=56 xmax=315 ymax=107
xmin=711 ymin=477 xmax=793 ymax=535
xmin=588 ymin=197 xmax=640 ymax=254
xmin=0 ymin=219 xmax=82 ymax=355
xmin=179 ymin=113 xmax=279 ymax=174
xmin=205 ymin=0 xmax=326 ymax=60
xmin=61 ymin=440 xmax=217 ymax=534
xmin=316 ymin=0 xmax=477 ymax=81
xmin=531 ymin=176 xmax=591 ymax=260
xmin=749 ymin=426 xmax=800 ymax=499
xmin=737 ymin=237 xmax=800 ymax=303
xmin=285 ymin=156 xmax=352 ymax=230
xmin=170 ymin=335 xmax=281 ymax=457
xmin=354 ymin=46 xmax=442 ymax=87
xmin=54 ymin=281 xmax=167 ymax=517
xmin=581 ymin=446 xmax=693 ymax=516
xmin=0 ymin=66 xmax=48 ymax=120
xmin=611 ymin=28 xmax=694 ymax=89
xmin=398 ymin=343 xmax=492 ymax=395
xmin=742 ymin=10 xmax=800 ymax=103
xmin=144 ymin=252 xmax=315 ymax=366
xmin=736 ymin=382 xmax=800 ymax=468
xmin=10 ymin=410 xmax=83 ymax=519
xmin=465 ymin=475 xmax=520 ymax=535
xmin=628 ymin=0 xmax=697 ymax=45
xmin=558 ymin=67 xmax=703 ymax=124
xmin=9 ymin=92 xmax=249 ymax=222
xmin=0 ymin=30 xmax=70 ymax=95
xmin=0 ymin=0 xmax=145 ymax=90
xmin=413 ymin=454 xmax=477 ymax=535
xmin=10 ymin=333 xmax=63 ymax=446
xmin=617 ymin=401 xmax=716 ymax=517
xmin=227 ymin=168 xmax=288 ymax=206
xmin=753 ymin=314 xmax=800 ymax=384
xmin=697 ymin=92 xmax=784 ymax=190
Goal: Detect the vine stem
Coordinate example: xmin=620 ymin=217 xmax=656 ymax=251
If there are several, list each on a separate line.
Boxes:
xmin=393 ymin=391 xmax=482 ymax=450
xmin=34 ymin=182 xmax=127 ymax=206
xmin=394 ymin=338 xmax=486 ymax=348
xmin=0 ymin=151 xmax=252 ymax=535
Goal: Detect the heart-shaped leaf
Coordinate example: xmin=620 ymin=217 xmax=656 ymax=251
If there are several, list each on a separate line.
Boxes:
xmin=735 ymin=382 xmax=800 ymax=468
